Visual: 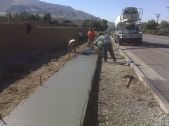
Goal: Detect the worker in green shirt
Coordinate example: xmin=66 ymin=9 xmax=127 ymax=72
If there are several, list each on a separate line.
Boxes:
xmin=94 ymin=32 xmax=116 ymax=62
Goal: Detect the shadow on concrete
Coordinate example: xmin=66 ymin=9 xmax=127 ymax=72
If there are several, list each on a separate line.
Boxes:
xmin=0 ymin=46 xmax=68 ymax=93
xmin=83 ymin=55 xmax=102 ymax=126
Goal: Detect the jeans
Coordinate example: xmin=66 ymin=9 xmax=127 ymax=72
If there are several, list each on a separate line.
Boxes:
xmin=88 ymin=38 xmax=94 ymax=48
xmin=103 ymin=43 xmax=116 ymax=62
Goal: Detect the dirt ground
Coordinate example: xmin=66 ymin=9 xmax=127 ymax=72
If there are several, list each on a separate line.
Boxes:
xmin=0 ymin=43 xmax=87 ymax=118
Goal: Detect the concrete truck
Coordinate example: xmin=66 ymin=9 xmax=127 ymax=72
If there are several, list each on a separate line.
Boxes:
xmin=114 ymin=7 xmax=143 ymax=45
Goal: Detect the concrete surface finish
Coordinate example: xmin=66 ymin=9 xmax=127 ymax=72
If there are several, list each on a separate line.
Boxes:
xmin=118 ymin=35 xmax=169 ymax=113
xmin=0 ymin=51 xmax=98 ymax=126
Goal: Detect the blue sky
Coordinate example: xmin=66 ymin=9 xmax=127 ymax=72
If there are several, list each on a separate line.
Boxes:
xmin=40 ymin=0 xmax=169 ymax=22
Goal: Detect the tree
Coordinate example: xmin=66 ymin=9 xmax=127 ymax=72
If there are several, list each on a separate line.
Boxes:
xmin=144 ymin=20 xmax=157 ymax=30
xmin=142 ymin=22 xmax=147 ymax=31
xmin=6 ymin=12 xmax=12 ymax=22
xmin=100 ymin=19 xmax=108 ymax=31
xmin=50 ymin=19 xmax=59 ymax=25
xmin=82 ymin=19 xmax=93 ymax=28
xmin=13 ymin=12 xmax=19 ymax=21
xmin=19 ymin=11 xmax=30 ymax=21
xmin=82 ymin=19 xmax=108 ymax=31
xmin=93 ymin=20 xmax=101 ymax=30
xmin=35 ymin=13 xmax=41 ymax=21
xmin=43 ymin=13 xmax=51 ymax=22
xmin=160 ymin=20 xmax=169 ymax=29
xmin=29 ymin=14 xmax=36 ymax=21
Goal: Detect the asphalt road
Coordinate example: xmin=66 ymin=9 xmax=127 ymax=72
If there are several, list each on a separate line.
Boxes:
xmin=120 ymin=35 xmax=169 ymax=101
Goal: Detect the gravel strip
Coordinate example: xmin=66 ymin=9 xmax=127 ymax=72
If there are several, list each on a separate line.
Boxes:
xmin=84 ymin=50 xmax=169 ymax=126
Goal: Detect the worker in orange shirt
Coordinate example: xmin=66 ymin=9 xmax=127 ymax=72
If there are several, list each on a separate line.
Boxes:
xmin=87 ymin=28 xmax=95 ymax=48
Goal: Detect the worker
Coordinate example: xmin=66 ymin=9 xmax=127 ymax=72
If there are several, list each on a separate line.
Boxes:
xmin=95 ymin=32 xmax=116 ymax=62
xmin=104 ymin=32 xmax=116 ymax=62
xmin=87 ymin=28 xmax=95 ymax=48
xmin=94 ymin=32 xmax=105 ymax=58
xmin=68 ymin=39 xmax=77 ymax=57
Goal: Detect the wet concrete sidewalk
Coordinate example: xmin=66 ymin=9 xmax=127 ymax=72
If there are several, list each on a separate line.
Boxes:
xmin=0 ymin=49 xmax=98 ymax=126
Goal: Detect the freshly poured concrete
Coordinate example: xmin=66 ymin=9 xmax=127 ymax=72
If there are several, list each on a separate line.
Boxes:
xmin=0 ymin=53 xmax=98 ymax=126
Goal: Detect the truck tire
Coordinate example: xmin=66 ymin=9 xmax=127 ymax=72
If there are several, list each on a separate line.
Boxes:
xmin=137 ymin=38 xmax=142 ymax=45
xmin=119 ymin=41 xmax=123 ymax=46
xmin=139 ymin=41 xmax=142 ymax=45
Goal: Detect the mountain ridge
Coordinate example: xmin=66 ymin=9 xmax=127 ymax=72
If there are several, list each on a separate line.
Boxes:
xmin=0 ymin=0 xmax=98 ymax=20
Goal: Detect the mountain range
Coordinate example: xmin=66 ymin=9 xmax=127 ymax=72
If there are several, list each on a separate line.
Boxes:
xmin=0 ymin=0 xmax=115 ymax=28
xmin=0 ymin=0 xmax=98 ymax=20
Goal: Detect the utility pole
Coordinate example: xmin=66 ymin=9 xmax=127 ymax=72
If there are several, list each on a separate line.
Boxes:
xmin=155 ymin=13 xmax=162 ymax=25
xmin=155 ymin=14 xmax=162 ymax=30
xmin=167 ymin=7 xmax=169 ymax=21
